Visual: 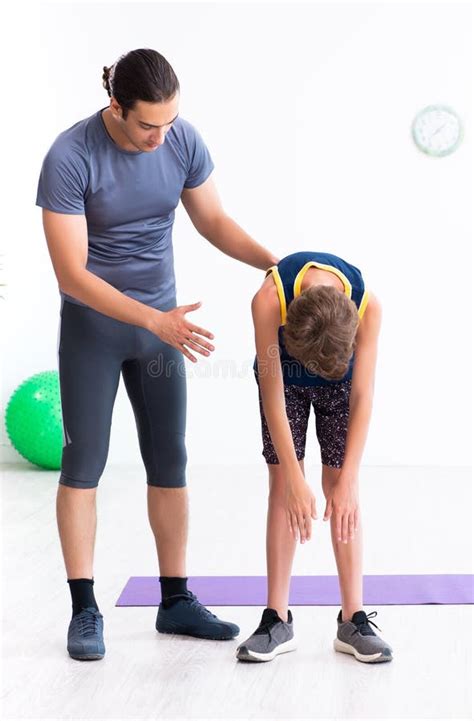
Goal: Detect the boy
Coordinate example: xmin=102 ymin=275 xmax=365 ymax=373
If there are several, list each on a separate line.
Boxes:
xmin=236 ymin=251 xmax=393 ymax=664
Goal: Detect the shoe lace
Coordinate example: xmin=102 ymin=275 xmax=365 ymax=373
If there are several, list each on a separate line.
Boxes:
xmin=350 ymin=611 xmax=381 ymax=636
xmin=254 ymin=617 xmax=279 ymax=641
xmin=76 ymin=609 xmax=100 ymax=637
xmin=185 ymin=592 xmax=218 ymax=620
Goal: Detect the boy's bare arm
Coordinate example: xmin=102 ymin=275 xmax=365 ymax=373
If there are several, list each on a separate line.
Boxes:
xmin=340 ymin=293 xmax=383 ymax=477
xmin=252 ymin=285 xmax=317 ymax=542
xmin=251 ymin=286 xmax=303 ymax=479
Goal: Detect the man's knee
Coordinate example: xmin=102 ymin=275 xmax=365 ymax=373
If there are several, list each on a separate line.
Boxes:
xmin=146 ymin=438 xmax=187 ymax=488
xmin=59 ymin=473 xmax=100 ymax=490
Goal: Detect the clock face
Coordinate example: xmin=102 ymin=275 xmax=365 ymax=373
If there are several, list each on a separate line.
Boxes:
xmin=412 ymin=105 xmax=463 ymax=157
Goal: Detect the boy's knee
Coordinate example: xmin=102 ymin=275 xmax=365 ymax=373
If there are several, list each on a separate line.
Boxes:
xmin=321 ymin=464 xmax=343 ymax=497
xmin=268 ymin=487 xmax=287 ymax=509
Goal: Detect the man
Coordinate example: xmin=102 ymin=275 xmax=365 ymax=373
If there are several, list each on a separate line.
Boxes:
xmin=36 ymin=48 xmax=278 ymax=660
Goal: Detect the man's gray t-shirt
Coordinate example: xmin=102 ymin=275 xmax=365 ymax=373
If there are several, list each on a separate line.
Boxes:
xmin=36 ymin=108 xmax=214 ymax=309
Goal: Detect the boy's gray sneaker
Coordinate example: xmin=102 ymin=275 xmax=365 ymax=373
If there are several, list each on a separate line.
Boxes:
xmin=67 ymin=607 xmax=105 ymax=661
xmin=236 ymin=608 xmax=296 ymax=662
xmin=334 ymin=609 xmax=393 ymax=663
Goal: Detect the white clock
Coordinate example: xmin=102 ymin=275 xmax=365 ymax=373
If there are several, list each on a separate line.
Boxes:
xmin=412 ymin=104 xmax=463 ymax=157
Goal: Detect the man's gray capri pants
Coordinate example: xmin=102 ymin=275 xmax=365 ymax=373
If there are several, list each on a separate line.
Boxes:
xmin=58 ymin=300 xmax=187 ymax=489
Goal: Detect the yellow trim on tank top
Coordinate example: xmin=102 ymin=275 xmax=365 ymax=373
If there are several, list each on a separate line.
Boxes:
xmin=293 ymin=261 xmax=352 ymax=300
xmin=265 ymin=266 xmax=287 ymax=325
xmin=358 ymin=289 xmax=370 ymax=319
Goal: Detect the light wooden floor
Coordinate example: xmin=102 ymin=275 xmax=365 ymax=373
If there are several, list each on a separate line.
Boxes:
xmin=1 ymin=463 xmax=472 ymax=720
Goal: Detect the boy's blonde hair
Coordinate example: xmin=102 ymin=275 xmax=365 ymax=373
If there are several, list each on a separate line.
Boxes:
xmin=283 ymin=285 xmax=359 ymax=381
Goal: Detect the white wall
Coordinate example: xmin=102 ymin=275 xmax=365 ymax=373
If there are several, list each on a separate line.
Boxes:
xmin=2 ymin=1 xmax=472 ymax=467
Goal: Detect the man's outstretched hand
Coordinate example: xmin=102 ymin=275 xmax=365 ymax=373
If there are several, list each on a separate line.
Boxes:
xmin=149 ymin=301 xmax=215 ymax=362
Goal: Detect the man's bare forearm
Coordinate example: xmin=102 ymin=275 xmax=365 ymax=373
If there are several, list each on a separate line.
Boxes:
xmin=203 ymin=214 xmax=279 ymax=270
xmin=60 ymin=269 xmax=157 ymax=329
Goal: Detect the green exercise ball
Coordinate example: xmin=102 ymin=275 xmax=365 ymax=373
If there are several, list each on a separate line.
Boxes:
xmin=5 ymin=370 xmax=63 ymax=469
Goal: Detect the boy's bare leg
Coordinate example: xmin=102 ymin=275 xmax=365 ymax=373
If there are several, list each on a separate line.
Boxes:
xmin=266 ymin=461 xmax=305 ymax=621
xmin=56 ymin=485 xmax=97 ymax=579
xmin=322 ymin=465 xmax=363 ymax=621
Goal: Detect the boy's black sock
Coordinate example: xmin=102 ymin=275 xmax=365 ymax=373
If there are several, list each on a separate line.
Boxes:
xmin=159 ymin=576 xmax=188 ymax=607
xmin=67 ymin=578 xmax=99 ymax=616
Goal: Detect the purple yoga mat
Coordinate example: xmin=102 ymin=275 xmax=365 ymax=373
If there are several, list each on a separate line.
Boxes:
xmin=116 ymin=574 xmax=473 ymax=606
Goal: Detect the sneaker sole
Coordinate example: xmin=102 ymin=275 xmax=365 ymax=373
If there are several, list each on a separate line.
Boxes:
xmin=236 ymin=638 xmax=297 ymax=662
xmin=333 ymin=638 xmax=392 ymax=663
xmin=68 ymin=652 xmax=105 ymax=661
xmin=156 ymin=624 xmax=237 ymax=640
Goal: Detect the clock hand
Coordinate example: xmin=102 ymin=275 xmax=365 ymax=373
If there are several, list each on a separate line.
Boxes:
xmin=431 ymin=122 xmax=447 ymax=137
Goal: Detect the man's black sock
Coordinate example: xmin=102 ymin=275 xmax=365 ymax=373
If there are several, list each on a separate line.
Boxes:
xmin=67 ymin=578 xmax=99 ymax=616
xmin=159 ymin=576 xmax=188 ymax=607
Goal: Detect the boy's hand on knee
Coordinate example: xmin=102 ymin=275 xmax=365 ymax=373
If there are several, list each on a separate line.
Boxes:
xmin=323 ymin=481 xmax=359 ymax=544
xmin=286 ymin=480 xmax=318 ymax=544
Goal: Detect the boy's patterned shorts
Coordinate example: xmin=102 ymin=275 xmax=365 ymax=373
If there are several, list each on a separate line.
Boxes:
xmin=255 ymin=376 xmax=352 ymax=468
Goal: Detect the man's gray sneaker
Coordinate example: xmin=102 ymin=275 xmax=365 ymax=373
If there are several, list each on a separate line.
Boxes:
xmin=334 ymin=610 xmax=393 ymax=663
xmin=236 ymin=608 xmax=296 ymax=662
xmin=67 ymin=607 xmax=105 ymax=661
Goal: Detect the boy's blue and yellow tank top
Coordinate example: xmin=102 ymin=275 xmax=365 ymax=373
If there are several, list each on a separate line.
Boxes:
xmin=256 ymin=251 xmax=370 ymax=387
